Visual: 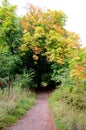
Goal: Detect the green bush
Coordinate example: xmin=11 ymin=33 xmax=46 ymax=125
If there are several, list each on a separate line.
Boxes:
xmin=12 ymin=69 xmax=35 ymax=89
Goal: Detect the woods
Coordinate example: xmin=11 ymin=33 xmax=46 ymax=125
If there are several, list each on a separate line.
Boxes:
xmin=0 ymin=0 xmax=86 ymax=129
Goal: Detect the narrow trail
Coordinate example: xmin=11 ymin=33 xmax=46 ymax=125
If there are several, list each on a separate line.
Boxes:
xmin=4 ymin=92 xmax=57 ymax=130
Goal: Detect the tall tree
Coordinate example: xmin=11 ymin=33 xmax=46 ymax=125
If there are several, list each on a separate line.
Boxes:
xmin=0 ymin=0 xmax=22 ymax=54
xmin=20 ymin=5 xmax=80 ymax=87
xmin=0 ymin=0 xmax=22 ymax=88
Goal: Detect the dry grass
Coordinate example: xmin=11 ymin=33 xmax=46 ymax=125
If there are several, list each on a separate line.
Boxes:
xmin=0 ymin=87 xmax=36 ymax=129
xmin=49 ymin=89 xmax=86 ymax=130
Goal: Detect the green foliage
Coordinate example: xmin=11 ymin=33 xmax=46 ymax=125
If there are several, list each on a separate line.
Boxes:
xmin=49 ymin=47 xmax=86 ymax=130
xmin=13 ymin=69 xmax=35 ymax=89
xmin=51 ymin=62 xmax=68 ymax=83
xmin=0 ymin=0 xmax=23 ymax=88
xmin=0 ymin=1 xmax=22 ymax=54
xmin=0 ymin=87 xmax=36 ymax=129
xmin=49 ymin=89 xmax=86 ymax=130
xmin=0 ymin=45 xmax=22 ymax=89
xmin=0 ymin=2 xmax=86 ymax=129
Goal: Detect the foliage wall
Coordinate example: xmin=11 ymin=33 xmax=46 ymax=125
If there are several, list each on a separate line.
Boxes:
xmin=0 ymin=0 xmax=86 ymax=90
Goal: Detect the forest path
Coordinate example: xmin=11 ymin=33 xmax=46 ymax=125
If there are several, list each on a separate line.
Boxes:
xmin=4 ymin=92 xmax=57 ymax=130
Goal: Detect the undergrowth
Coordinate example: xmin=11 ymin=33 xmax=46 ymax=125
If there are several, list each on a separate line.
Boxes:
xmin=49 ymin=88 xmax=86 ymax=130
xmin=0 ymin=87 xmax=36 ymax=129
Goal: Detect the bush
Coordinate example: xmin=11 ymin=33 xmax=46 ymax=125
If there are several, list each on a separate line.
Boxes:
xmin=12 ymin=69 xmax=35 ymax=89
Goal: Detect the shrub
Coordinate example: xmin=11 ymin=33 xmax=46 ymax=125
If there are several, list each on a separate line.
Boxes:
xmin=12 ymin=69 xmax=35 ymax=89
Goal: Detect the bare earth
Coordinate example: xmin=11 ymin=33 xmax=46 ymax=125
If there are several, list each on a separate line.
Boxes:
xmin=4 ymin=92 xmax=57 ymax=130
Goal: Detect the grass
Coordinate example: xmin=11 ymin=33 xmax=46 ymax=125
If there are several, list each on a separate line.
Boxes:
xmin=49 ymin=89 xmax=86 ymax=130
xmin=0 ymin=87 xmax=36 ymax=129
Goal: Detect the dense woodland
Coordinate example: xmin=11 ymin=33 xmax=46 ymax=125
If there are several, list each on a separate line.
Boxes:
xmin=0 ymin=0 xmax=86 ymax=129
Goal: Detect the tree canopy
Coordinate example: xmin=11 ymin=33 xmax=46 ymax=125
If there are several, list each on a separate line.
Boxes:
xmin=0 ymin=1 xmax=86 ymax=129
xmin=0 ymin=0 xmax=85 ymax=89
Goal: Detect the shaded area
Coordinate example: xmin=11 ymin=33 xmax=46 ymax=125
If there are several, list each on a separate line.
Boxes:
xmin=31 ymin=80 xmax=61 ymax=94
xmin=35 ymin=81 xmax=57 ymax=93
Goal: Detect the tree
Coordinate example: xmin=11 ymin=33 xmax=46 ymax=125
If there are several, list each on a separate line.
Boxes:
xmin=19 ymin=5 xmax=80 ymax=88
xmin=0 ymin=0 xmax=22 ymax=88
xmin=0 ymin=0 xmax=22 ymax=55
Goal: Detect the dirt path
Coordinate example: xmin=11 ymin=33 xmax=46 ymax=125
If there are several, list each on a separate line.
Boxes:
xmin=4 ymin=92 xmax=57 ymax=130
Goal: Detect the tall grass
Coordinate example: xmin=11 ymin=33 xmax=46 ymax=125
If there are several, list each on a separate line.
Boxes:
xmin=0 ymin=87 xmax=36 ymax=129
xmin=49 ymin=89 xmax=86 ymax=130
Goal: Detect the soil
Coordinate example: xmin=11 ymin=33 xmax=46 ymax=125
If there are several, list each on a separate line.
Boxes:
xmin=3 ymin=92 xmax=57 ymax=130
